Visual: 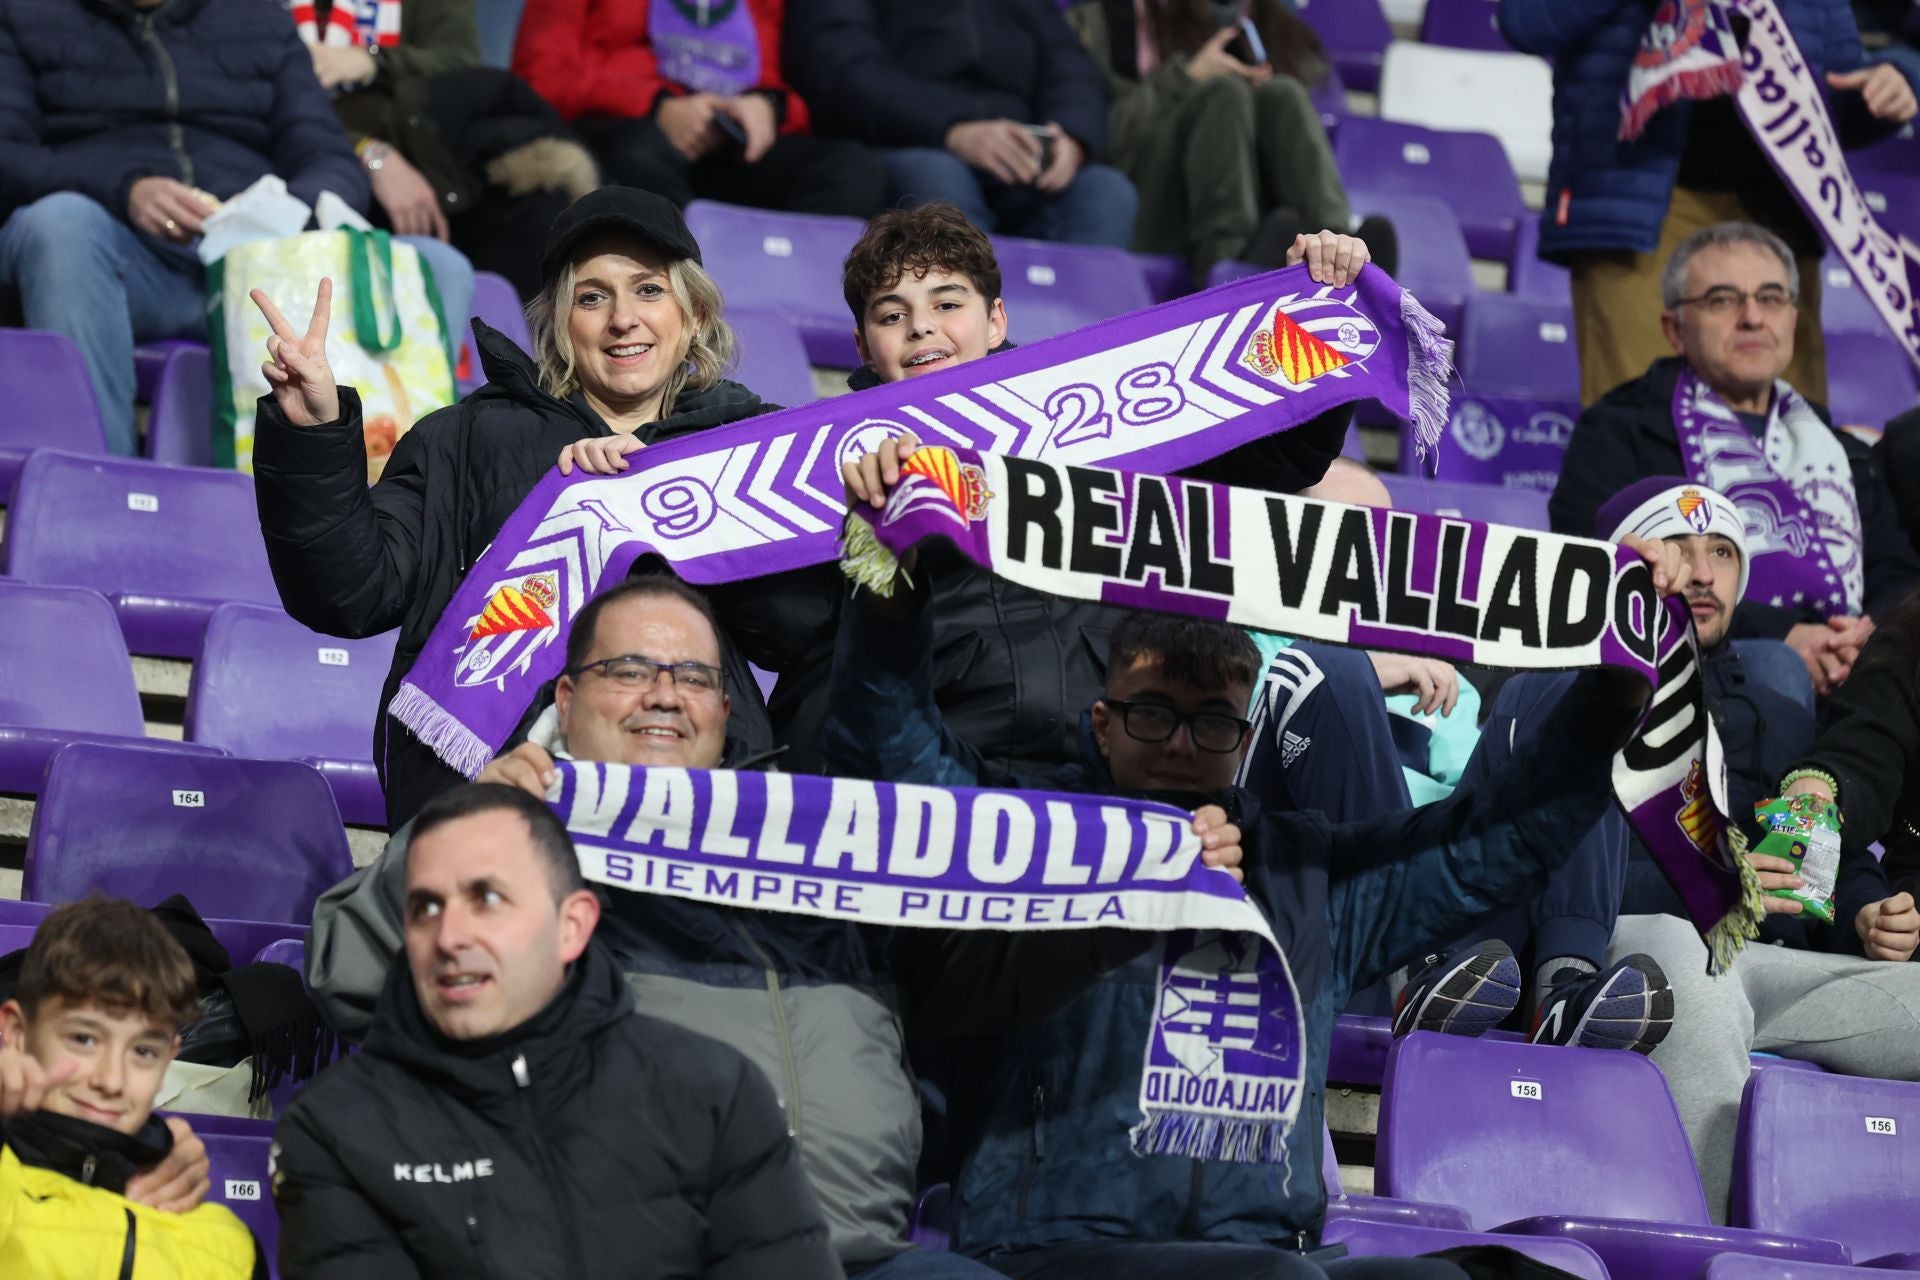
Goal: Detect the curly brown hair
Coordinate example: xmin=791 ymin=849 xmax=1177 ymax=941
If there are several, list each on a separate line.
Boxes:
xmin=18 ymin=898 xmax=200 ymax=1032
xmin=842 ymin=203 xmax=1003 ymax=322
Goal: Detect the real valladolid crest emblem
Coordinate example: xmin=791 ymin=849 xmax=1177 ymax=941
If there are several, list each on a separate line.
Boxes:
xmin=884 ymin=446 xmax=993 ymax=529
xmin=1237 ymin=288 xmax=1380 ymax=389
xmin=456 ymin=571 xmax=562 ymax=687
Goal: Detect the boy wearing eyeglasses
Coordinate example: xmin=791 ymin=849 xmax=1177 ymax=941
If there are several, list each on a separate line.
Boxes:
xmin=826 ymin=439 xmax=1692 ymax=1278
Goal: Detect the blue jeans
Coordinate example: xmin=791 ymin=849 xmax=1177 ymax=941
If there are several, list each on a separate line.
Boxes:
xmin=1731 ymin=638 xmax=1817 ymax=717
xmin=0 ymin=191 xmax=475 ymax=456
xmin=856 ymin=1248 xmax=1007 ymax=1278
xmin=881 ymin=149 xmax=1139 ymax=247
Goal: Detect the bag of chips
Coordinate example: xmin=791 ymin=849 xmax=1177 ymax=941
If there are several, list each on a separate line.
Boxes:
xmin=1751 ymin=794 xmax=1844 ymax=923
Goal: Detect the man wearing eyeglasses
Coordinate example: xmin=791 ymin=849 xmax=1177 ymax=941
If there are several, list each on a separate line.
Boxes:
xmin=827 ymin=439 xmax=1691 ymax=1278
xmin=1550 ymin=220 xmax=1920 ymax=699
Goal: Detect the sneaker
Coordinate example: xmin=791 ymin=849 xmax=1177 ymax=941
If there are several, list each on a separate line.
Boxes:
xmin=1391 ymin=940 xmax=1522 ymax=1038
xmin=1530 ymin=954 xmax=1674 ymax=1054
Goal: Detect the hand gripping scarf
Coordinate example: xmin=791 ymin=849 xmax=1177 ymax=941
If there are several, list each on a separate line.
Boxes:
xmin=840 ymin=447 xmax=1765 ymax=971
xmin=1622 ymin=0 xmax=1920 ymax=370
xmin=393 ymin=263 xmax=1451 ymax=775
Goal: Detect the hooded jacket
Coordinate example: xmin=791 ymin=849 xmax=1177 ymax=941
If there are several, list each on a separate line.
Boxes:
xmin=820 ymin=572 xmax=1641 ymax=1252
xmin=0 ymin=0 xmax=369 ymax=225
xmin=272 ymin=938 xmax=837 ymax=1280
xmin=0 ymin=1112 xmax=262 ymax=1280
xmin=1547 ymin=357 xmax=1920 ymax=639
xmin=252 ymin=322 xmax=777 ymax=829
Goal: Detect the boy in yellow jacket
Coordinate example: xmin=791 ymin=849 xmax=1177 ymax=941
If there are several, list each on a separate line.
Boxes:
xmin=0 ymin=898 xmax=263 ymax=1278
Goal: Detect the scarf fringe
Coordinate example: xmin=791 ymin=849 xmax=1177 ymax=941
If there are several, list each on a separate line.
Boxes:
xmin=1400 ymin=288 xmax=1454 ymax=465
xmin=839 ymin=515 xmax=909 ymax=597
xmin=1705 ymin=826 xmax=1770 ymax=976
xmin=248 ymin=1017 xmax=341 ymax=1105
xmin=390 ymin=682 xmax=496 ymax=780
xmin=1618 ymin=61 xmax=1745 ymax=140
xmin=1131 ymin=1111 xmax=1295 ymax=1166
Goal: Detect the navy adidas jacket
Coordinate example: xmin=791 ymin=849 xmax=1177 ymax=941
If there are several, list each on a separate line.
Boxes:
xmin=1496 ymin=0 xmax=1920 ymax=260
xmin=821 ymin=575 xmax=1641 ymax=1251
xmin=0 ymin=0 xmax=369 ymax=223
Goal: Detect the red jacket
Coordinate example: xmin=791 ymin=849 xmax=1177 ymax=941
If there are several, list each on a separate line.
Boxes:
xmin=512 ymin=0 xmax=808 ymax=133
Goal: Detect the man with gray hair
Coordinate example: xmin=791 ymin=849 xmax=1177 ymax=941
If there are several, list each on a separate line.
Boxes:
xmin=1549 ymin=220 xmax=1920 ymax=698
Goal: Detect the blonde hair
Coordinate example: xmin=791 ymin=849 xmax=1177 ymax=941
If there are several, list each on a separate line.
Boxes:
xmin=527 ymin=256 xmax=736 ymax=415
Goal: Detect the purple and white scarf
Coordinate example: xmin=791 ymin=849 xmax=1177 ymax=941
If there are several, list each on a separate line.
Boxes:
xmin=393 ymin=264 xmax=1452 ymax=777
xmin=1622 ymin=0 xmax=1920 ymax=370
xmin=650 ymin=0 xmax=763 ymax=98
xmin=552 ymin=762 xmax=1307 ymax=1165
xmin=841 ymin=447 xmax=1764 ymax=972
xmin=1673 ymin=369 xmax=1864 ymax=615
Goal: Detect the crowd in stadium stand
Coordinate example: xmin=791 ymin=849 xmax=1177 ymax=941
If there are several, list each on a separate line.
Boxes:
xmin=2 ymin=0 xmax=1920 ymax=1276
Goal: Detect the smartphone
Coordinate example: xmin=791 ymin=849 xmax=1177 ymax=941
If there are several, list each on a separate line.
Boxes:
xmin=1022 ymin=122 xmax=1059 ymax=171
xmin=713 ymin=111 xmax=748 ymax=152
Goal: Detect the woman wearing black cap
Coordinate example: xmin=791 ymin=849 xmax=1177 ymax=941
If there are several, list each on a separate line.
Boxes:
xmin=249 ymin=186 xmax=775 ymax=829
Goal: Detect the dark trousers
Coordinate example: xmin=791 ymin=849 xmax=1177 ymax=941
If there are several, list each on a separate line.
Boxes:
xmin=573 ymin=116 xmax=887 ymax=217
xmin=989 ymin=1240 xmax=1470 ymax=1280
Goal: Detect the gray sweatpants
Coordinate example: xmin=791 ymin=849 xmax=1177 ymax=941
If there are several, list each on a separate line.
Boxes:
xmin=1607 ymin=913 xmax=1920 ymax=1223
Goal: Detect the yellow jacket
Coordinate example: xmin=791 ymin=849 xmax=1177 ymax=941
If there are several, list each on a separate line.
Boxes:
xmin=0 ymin=1143 xmax=260 ymax=1280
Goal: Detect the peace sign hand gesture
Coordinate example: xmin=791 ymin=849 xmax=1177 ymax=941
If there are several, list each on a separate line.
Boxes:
xmin=250 ymin=279 xmax=340 ymax=427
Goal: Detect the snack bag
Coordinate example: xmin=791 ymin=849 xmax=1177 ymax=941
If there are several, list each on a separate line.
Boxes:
xmin=1751 ymin=794 xmax=1843 ymax=923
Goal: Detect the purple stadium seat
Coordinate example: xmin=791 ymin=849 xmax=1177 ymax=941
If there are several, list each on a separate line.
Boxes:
xmin=1430 ymin=294 xmax=1580 ymax=487
xmin=1732 ymin=1067 xmax=1920 ymax=1268
xmin=184 ymin=603 xmax=397 ymax=826
xmin=1295 ymin=0 xmax=1392 ymax=93
xmin=255 ymin=936 xmax=306 ymax=970
xmin=1508 ymin=213 xmax=1573 ymax=305
xmin=1745 ymin=1052 xmax=1826 ymax=1074
xmin=1205 ymin=260 xmax=1262 ymax=290
xmin=1378 ymin=473 xmax=1551 ymax=530
xmin=1820 ymin=259 xmax=1893 ymax=337
xmin=140 ymin=340 xmax=215 ymax=468
xmin=992 ymin=237 xmax=1155 ymax=343
xmin=1333 ymin=118 xmax=1526 ymax=260
xmin=1378 ymin=1033 xmax=1852 ymax=1279
xmin=1343 ymin=192 xmax=1474 ymax=340
xmin=1419 ymin=0 xmax=1512 ymax=52
xmin=458 ymin=270 xmax=532 ymax=395
xmin=201 ymin=1131 xmax=279 ymax=1275
xmin=1134 ymin=253 xmax=1192 ymax=305
xmin=1322 ymin=1124 xmax=1472 ymax=1231
xmin=1699 ymin=1257 xmax=1872 ymax=1280
xmin=0 ymin=329 xmax=109 ymax=495
xmin=0 ymin=899 xmax=304 ymax=963
xmin=25 ymin=742 xmax=353 ymax=925
xmin=1858 ymin=172 xmax=1920 ymax=248
xmin=1850 ymin=122 xmax=1919 ymax=179
xmin=684 ymin=201 xmax=866 ymax=368
xmin=727 ymin=306 xmax=818 ymax=410
xmin=0 ymin=922 xmax=35 ymax=954
xmin=1329 ymin=1014 xmax=1394 ymax=1086
xmin=1311 ymin=66 xmax=1348 ymax=135
xmin=1322 ymin=1220 xmax=1611 ymax=1279
xmin=909 ymin=1183 xmax=950 ymax=1251
xmin=1825 ymin=330 xmax=1919 ymax=430
xmin=3 ymin=449 xmax=280 ymax=656
xmin=1379 ymin=44 xmax=1554 ymax=184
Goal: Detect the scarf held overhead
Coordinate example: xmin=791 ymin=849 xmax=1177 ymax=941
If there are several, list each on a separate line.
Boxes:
xmin=552 ymin=760 xmax=1306 ymax=1165
xmin=393 ymin=263 xmax=1451 ymax=777
xmin=1622 ymin=0 xmax=1920 ymax=369
xmin=841 ymin=447 xmax=1765 ymax=970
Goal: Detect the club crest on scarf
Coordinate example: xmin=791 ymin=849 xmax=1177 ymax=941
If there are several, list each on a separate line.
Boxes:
xmin=1135 ymin=929 xmax=1303 ymax=1164
xmin=1237 ymin=288 xmax=1379 ymax=388
xmin=886 ymin=447 xmax=992 ymax=530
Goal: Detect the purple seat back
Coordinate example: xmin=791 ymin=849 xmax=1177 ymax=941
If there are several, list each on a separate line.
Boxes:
xmin=0 ymin=329 xmax=109 ymax=492
xmin=1320 ymin=1219 xmax=1609 ymax=1279
xmin=727 ymin=306 xmax=818 ymax=409
xmin=0 ymin=581 xmax=146 ymax=793
xmin=1699 ymin=1256 xmax=1865 ymax=1279
xmin=1857 ymin=172 xmax=1920 ymax=247
xmin=1342 ymin=192 xmax=1474 ymax=339
xmin=25 ymin=742 xmax=352 ymax=925
xmin=142 ymin=341 xmax=215 ymax=468
xmin=0 ymin=899 xmax=304 ymax=967
xmin=1431 ymin=294 xmax=1579 ymax=486
xmin=909 ymin=1182 xmax=950 ymax=1251
xmin=1378 ymin=1032 xmax=1712 ymax=1230
xmin=1334 ymin=118 xmax=1525 ymax=260
xmin=1461 ymin=295 xmax=1578 ymax=399
xmin=459 ymin=271 xmax=532 ymax=395
xmin=1295 ymin=0 xmax=1391 ymax=92
xmin=1731 ymin=1067 xmax=1920 ymax=1263
xmin=184 ymin=603 xmax=395 ymax=765
xmin=684 ymin=202 xmax=866 ymax=367
xmin=1378 ymin=473 xmax=1550 ymax=530
xmin=1819 ymin=259 xmax=1892 ymax=337
xmin=4 ymin=450 xmax=280 ymax=656
xmin=254 ymin=936 xmax=307 ymax=970
xmin=0 ymin=922 xmax=35 ymax=954
xmin=1824 ymin=330 xmax=1919 ymax=430
xmin=1508 ymin=214 xmax=1572 ymax=306
xmin=992 ymin=237 xmax=1155 ymax=343
xmin=1849 ymin=123 xmax=1919 ymax=179
xmin=1133 ymin=253 xmax=1192 ymax=305
xmin=1419 ymin=0 xmax=1513 ymax=51
xmin=1311 ymin=66 xmax=1347 ymax=135
xmin=201 ymin=1132 xmax=278 ymax=1270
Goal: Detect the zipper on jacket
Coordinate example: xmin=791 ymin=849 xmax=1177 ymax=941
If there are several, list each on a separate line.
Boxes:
xmin=118 ymin=1207 xmax=137 ymax=1280
xmin=136 ymin=13 xmax=194 ymax=187
xmin=730 ymin=918 xmax=804 ymax=1136
xmin=512 ymin=1059 xmax=590 ymax=1279
xmin=82 ymin=1154 xmax=98 ymax=1185
xmin=1016 ymin=1083 xmax=1045 ymax=1220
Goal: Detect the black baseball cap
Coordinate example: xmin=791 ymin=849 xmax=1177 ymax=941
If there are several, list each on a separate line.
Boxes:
xmin=540 ymin=187 xmax=703 ymax=283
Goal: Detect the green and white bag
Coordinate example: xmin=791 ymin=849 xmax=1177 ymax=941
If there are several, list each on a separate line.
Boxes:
xmin=209 ymin=227 xmax=457 ymax=481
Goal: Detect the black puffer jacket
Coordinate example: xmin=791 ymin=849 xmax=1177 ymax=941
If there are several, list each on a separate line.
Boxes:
xmin=272 ymin=938 xmax=838 ymax=1280
xmin=253 ymin=322 xmax=776 ymax=828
